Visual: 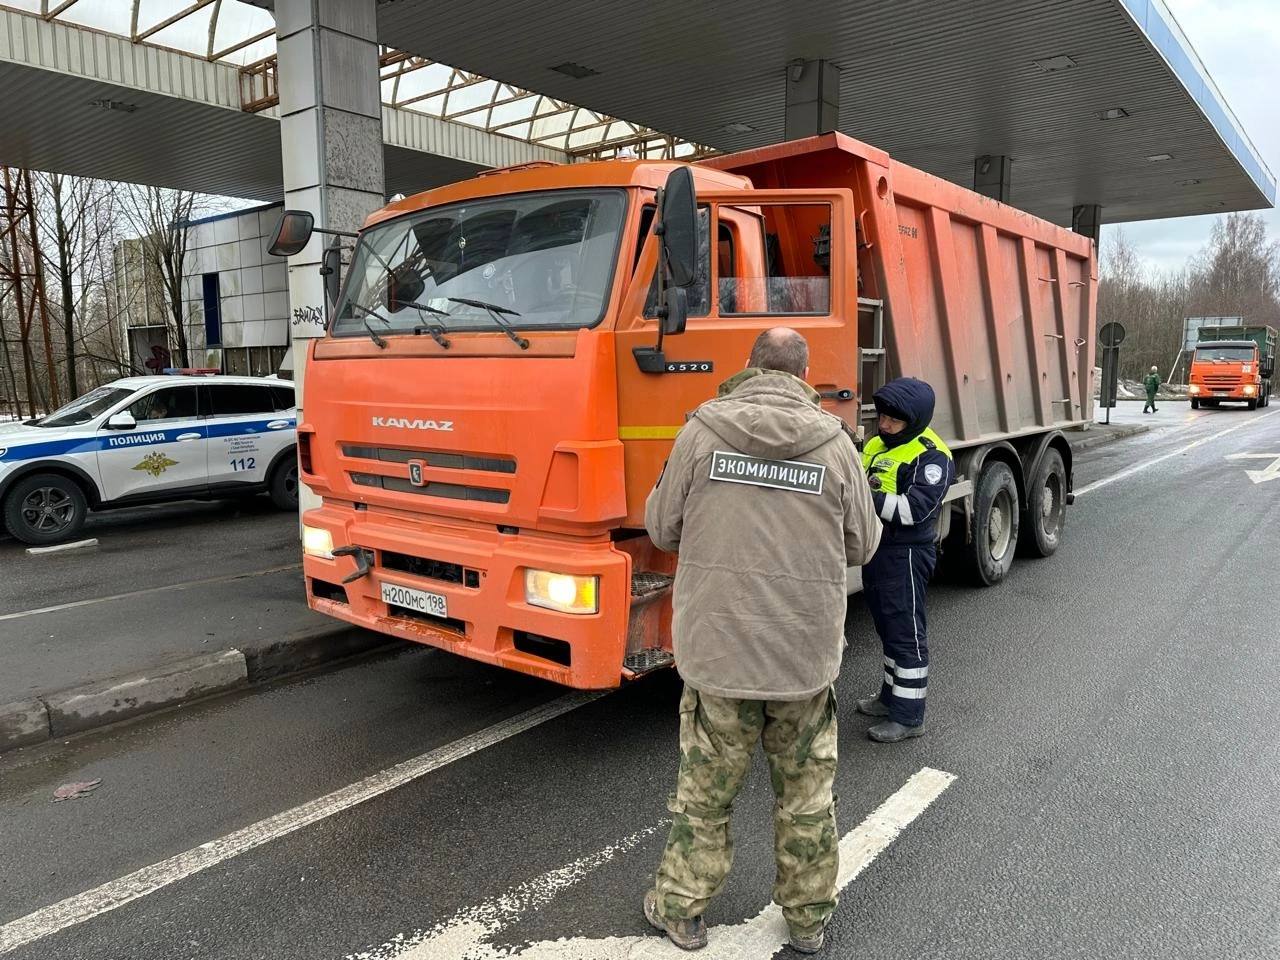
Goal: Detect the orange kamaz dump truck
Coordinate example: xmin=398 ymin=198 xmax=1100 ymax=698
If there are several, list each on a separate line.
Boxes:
xmin=277 ymin=132 xmax=1096 ymax=689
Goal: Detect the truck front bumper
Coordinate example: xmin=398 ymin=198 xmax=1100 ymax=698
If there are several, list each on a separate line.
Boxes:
xmin=302 ymin=505 xmax=633 ymax=689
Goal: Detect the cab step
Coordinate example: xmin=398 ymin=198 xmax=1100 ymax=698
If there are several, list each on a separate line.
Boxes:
xmin=631 ymin=571 xmax=673 ymax=602
xmin=623 ymin=648 xmax=675 ymax=675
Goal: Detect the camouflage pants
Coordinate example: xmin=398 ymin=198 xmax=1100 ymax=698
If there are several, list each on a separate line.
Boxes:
xmin=653 ymin=684 xmax=838 ymax=937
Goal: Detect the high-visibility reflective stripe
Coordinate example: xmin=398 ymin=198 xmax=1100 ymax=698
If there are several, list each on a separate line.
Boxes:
xmin=897 ymin=494 xmax=915 ymax=525
xmin=879 ymin=496 xmax=897 ymax=522
xmin=909 ymin=546 xmax=921 ymax=660
xmin=618 ymin=425 xmax=682 ymax=440
xmin=890 ymin=684 xmax=927 ymax=699
xmin=883 ymin=655 xmax=895 ymax=668
xmin=895 ymin=665 xmax=928 ymax=679
xmin=883 ymin=670 xmax=895 ymax=686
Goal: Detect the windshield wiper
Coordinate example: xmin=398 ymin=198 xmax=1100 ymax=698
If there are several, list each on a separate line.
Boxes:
xmin=346 ymin=301 xmax=389 ymax=349
xmin=396 ymin=299 xmax=452 ymax=349
xmin=447 ymin=297 xmax=529 ymax=350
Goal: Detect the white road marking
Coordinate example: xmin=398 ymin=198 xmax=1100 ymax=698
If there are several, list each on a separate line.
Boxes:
xmin=1075 ymin=409 xmax=1280 ymax=497
xmin=352 ymin=766 xmax=956 ymax=960
xmin=1224 ymin=452 xmax=1280 ymax=484
xmin=24 ymin=538 xmax=98 ymax=555
xmin=0 ymin=692 xmax=603 ymax=955
xmin=0 ymin=563 xmax=302 ymax=622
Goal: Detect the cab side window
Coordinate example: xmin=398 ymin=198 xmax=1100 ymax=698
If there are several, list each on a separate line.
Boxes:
xmin=208 ymin=385 xmax=276 ymax=417
xmin=719 ymin=204 xmax=832 ymax=316
xmin=128 ymin=386 xmax=198 ymax=423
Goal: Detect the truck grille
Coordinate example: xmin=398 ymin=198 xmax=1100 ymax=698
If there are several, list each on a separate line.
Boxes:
xmin=382 ymin=550 xmax=468 ymax=585
xmin=1202 ymin=375 xmax=1241 ymax=387
xmin=349 ymin=472 xmax=511 ymax=503
xmin=342 ymin=445 xmax=516 ymax=474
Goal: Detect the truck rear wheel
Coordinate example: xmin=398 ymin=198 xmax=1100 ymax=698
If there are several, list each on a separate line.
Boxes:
xmin=964 ymin=461 xmax=1020 ymax=586
xmin=1020 ymin=449 xmax=1066 ymax=558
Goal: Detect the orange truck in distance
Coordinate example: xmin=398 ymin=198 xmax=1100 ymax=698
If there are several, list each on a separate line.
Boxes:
xmin=1188 ymin=324 xmax=1276 ymax=409
xmin=272 ymin=133 xmax=1096 ymax=690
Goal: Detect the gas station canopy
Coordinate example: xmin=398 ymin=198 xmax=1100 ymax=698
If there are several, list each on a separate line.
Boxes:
xmin=0 ymin=0 xmax=1274 ymax=225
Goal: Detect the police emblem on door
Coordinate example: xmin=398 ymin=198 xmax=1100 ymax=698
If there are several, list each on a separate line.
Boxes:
xmin=408 ymin=460 xmax=425 ymax=486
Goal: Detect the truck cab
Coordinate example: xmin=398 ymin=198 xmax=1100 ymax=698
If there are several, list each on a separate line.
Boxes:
xmin=1189 ymin=326 xmax=1276 ymax=409
xmin=282 ymin=133 xmax=1094 ymax=691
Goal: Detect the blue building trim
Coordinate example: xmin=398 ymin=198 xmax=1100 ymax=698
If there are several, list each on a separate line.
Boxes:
xmin=1118 ymin=0 xmax=1276 ymax=206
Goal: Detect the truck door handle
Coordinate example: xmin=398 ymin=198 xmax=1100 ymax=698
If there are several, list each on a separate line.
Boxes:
xmin=176 ymin=432 xmax=202 ymax=441
xmin=818 ymin=388 xmax=856 ymax=402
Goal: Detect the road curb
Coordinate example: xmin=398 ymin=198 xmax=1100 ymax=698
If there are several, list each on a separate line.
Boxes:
xmin=1 ymin=627 xmax=395 ymax=756
xmin=1067 ymin=423 xmax=1152 ymax=452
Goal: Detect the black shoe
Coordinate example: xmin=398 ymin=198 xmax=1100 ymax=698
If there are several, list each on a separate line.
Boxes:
xmin=868 ymin=720 xmax=926 ymax=743
xmin=856 ymin=696 xmax=890 ymax=718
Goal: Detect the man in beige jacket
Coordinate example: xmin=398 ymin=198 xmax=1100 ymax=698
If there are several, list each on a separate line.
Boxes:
xmin=642 ymin=328 xmax=881 ymax=954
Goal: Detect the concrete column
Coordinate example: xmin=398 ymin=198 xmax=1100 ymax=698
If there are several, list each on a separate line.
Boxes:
xmin=974 ymin=154 xmax=1012 ymax=202
xmin=1072 ymin=203 xmax=1103 ymax=243
xmin=276 ymin=0 xmax=385 ymax=515
xmin=784 ymin=59 xmax=841 ymax=140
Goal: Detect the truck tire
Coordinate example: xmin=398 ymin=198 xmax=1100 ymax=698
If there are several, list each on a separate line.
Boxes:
xmin=3 ymin=472 xmax=88 ymax=545
xmin=964 ymin=461 xmax=1020 ymax=586
xmin=268 ymin=456 xmax=300 ymax=511
xmin=1247 ymin=398 xmax=1258 ymax=410
xmin=1019 ymin=449 xmax=1066 ymax=558
xmin=1190 ymin=398 xmax=1200 ymax=409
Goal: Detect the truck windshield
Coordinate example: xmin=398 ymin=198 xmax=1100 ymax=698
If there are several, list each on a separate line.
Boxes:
xmin=332 ymin=189 xmax=627 ymax=339
xmin=1195 ymin=345 xmax=1255 ymax=362
xmin=35 ymin=386 xmax=135 ymax=427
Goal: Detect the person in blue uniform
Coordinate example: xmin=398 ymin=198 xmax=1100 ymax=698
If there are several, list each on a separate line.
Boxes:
xmin=858 ymin=378 xmax=954 ymax=742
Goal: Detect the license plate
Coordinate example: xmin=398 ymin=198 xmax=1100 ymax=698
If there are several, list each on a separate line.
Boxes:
xmin=1214 ymin=391 xmax=1229 ymax=396
xmin=381 ymin=581 xmax=448 ymax=618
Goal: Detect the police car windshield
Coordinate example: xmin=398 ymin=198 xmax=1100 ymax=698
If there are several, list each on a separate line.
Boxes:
xmin=332 ymin=189 xmax=626 ymax=340
xmin=37 ymin=386 xmax=135 ymax=427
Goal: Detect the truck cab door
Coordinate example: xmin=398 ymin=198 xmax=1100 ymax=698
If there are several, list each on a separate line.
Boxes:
xmin=613 ymin=188 xmax=858 ymax=526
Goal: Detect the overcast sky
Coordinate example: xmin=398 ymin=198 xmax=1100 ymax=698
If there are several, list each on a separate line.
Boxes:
xmin=1107 ymin=0 xmax=1280 ymax=272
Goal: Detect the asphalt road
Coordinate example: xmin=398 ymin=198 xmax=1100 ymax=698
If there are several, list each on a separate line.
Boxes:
xmin=2 ymin=405 xmax=1278 ymax=960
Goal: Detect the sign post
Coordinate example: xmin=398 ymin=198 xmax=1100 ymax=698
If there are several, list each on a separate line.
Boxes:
xmin=1098 ymin=321 xmax=1126 ymax=425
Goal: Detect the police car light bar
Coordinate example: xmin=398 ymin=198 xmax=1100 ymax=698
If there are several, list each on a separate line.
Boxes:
xmin=162 ymin=368 xmax=221 ymax=376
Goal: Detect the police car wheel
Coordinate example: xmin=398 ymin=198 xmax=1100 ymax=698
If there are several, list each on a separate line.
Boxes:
xmin=1020 ymin=449 xmax=1066 ymax=559
xmin=965 ymin=461 xmax=1019 ymax=586
xmin=3 ymin=473 xmax=88 ymax=546
xmin=268 ymin=459 xmax=299 ymax=511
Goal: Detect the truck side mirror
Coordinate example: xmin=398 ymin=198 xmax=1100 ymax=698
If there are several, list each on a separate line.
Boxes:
xmin=268 ymin=210 xmax=315 ymax=257
xmin=106 ymin=411 xmax=137 ymax=431
xmin=659 ymin=167 xmax=698 ymax=289
xmin=321 ymin=237 xmax=343 ymax=314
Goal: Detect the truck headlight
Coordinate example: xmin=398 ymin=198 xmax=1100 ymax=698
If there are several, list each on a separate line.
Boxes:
xmin=303 ymin=525 xmax=334 ymax=559
xmin=1243 ymin=384 xmax=1257 ymax=395
xmin=1188 ymin=384 xmax=1201 ymax=395
xmin=525 ymin=570 xmax=598 ymax=614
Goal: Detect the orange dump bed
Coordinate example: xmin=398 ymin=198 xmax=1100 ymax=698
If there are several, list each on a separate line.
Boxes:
xmin=703 ymin=132 xmax=1098 ymax=446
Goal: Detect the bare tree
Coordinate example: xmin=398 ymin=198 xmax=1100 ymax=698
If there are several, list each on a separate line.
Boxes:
xmin=120 ymin=185 xmax=200 ymax=369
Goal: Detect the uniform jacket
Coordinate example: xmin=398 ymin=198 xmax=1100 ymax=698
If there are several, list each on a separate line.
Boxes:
xmin=866 ymin=378 xmax=955 ymax=548
xmin=645 ymin=371 xmax=881 ymax=700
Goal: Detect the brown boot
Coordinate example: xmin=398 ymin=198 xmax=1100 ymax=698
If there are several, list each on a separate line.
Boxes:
xmin=644 ymin=890 xmax=708 ymax=950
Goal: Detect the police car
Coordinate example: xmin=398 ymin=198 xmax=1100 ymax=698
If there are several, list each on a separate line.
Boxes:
xmin=0 ymin=375 xmax=298 ymax=545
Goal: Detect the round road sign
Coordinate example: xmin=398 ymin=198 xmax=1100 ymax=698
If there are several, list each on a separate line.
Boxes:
xmin=1099 ymin=321 xmax=1126 ymax=348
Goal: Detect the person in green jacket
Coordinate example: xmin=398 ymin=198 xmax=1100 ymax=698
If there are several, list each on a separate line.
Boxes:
xmin=1143 ymin=366 xmax=1161 ymax=414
